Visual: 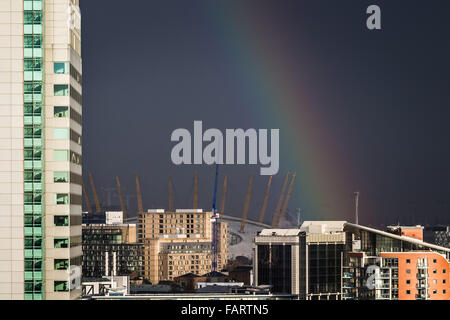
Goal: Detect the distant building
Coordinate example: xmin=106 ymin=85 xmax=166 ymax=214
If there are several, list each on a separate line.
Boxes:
xmin=82 ymin=210 xmax=124 ymax=225
xmin=82 ymin=276 xmax=130 ymax=297
xmin=82 ymin=220 xmax=143 ymax=278
xmin=386 ymin=225 xmax=424 ymax=241
xmin=173 ymin=273 xmax=203 ymax=292
xmin=424 ymin=225 xmax=450 ymax=248
xmin=254 ymin=221 xmax=347 ymax=300
xmin=138 ymin=209 xmax=228 ymax=283
xmin=228 ymin=265 xmax=253 ymax=286
xmin=196 ymin=282 xmax=244 ymax=293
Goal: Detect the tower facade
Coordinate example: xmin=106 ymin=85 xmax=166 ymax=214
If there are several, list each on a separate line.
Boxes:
xmin=0 ymin=0 xmax=82 ymax=300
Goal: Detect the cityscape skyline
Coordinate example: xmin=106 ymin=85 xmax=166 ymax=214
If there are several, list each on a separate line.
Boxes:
xmin=2 ymin=0 xmax=450 ymax=303
xmin=81 ymin=0 xmax=450 ymax=226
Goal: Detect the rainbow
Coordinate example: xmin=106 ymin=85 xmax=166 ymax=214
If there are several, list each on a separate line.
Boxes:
xmin=202 ymin=2 xmax=353 ymax=221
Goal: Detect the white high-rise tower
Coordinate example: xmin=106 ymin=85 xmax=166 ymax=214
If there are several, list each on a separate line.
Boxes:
xmin=0 ymin=0 xmax=82 ymax=300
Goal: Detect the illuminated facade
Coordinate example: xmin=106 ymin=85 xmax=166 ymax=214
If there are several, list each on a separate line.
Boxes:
xmin=0 ymin=0 xmax=82 ymax=299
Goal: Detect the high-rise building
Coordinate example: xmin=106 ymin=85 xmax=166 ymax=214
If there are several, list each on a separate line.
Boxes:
xmin=0 ymin=0 xmax=82 ymax=299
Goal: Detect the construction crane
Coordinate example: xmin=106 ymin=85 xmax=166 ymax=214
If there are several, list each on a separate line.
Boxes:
xmin=211 ymin=164 xmax=220 ymax=272
xmin=135 ymin=173 xmax=143 ymax=214
xmin=81 ymin=180 xmax=92 ymax=213
xmin=115 ymin=176 xmax=127 ymax=221
xmin=193 ymin=171 xmax=198 ymax=209
xmin=240 ymin=174 xmax=254 ymax=233
xmin=272 ymin=172 xmax=290 ymax=227
xmin=169 ymin=176 xmax=174 ymax=211
xmin=88 ymin=173 xmax=102 ymax=213
xmin=219 ymin=175 xmax=228 ymax=214
xmin=258 ymin=176 xmax=273 ymax=224
xmin=278 ymin=172 xmax=296 ymax=228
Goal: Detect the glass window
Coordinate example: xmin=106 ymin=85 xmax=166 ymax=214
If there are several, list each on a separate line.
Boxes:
xmin=54 ymin=259 xmax=69 ymax=270
xmin=54 ymin=172 xmax=68 ymax=183
xmin=54 ymin=106 xmax=68 ymax=118
xmin=54 ymin=150 xmax=68 ymax=161
xmin=54 ymin=215 xmax=69 ymax=227
xmin=54 ymin=85 xmax=69 ymax=96
xmin=53 ymin=128 xmax=69 ymax=139
xmin=55 ymin=193 xmax=69 ymax=205
xmin=54 ymin=62 xmax=68 ymax=74
xmin=54 ymin=238 xmax=69 ymax=248
xmin=54 ymin=281 xmax=69 ymax=292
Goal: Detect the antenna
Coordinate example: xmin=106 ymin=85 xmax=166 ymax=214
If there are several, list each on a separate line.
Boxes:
xmin=354 ymin=191 xmax=360 ymax=225
xmin=193 ymin=171 xmax=198 ymax=209
xmin=296 ymin=208 xmax=302 ymax=228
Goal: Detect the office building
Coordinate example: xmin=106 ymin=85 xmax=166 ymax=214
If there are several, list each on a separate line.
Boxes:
xmin=0 ymin=0 xmax=82 ymax=300
xmin=254 ymin=221 xmax=348 ymax=300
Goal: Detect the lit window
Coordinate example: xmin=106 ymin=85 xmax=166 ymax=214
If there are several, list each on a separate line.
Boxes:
xmin=54 ymin=238 xmax=69 ymax=248
xmin=54 ymin=62 xmax=68 ymax=74
xmin=55 ymin=193 xmax=69 ymax=205
xmin=54 ymin=150 xmax=68 ymax=161
xmin=53 ymin=128 xmax=69 ymax=139
xmin=54 ymin=281 xmax=69 ymax=292
xmin=54 ymin=259 xmax=69 ymax=270
xmin=54 ymin=172 xmax=68 ymax=183
xmin=54 ymin=106 xmax=68 ymax=118
xmin=54 ymin=84 xmax=69 ymax=96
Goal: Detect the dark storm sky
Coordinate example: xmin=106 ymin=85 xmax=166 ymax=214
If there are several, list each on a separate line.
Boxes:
xmin=80 ymin=0 xmax=450 ymax=227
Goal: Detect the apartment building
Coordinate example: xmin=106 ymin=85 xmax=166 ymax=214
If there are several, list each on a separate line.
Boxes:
xmin=82 ymin=211 xmax=143 ymax=278
xmin=138 ymin=209 xmax=228 ymax=284
xmin=342 ymin=223 xmax=450 ymax=300
xmin=0 ymin=0 xmax=82 ymax=300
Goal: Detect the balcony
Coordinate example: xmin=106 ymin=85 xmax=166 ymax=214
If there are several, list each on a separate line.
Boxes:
xmin=415 ymin=294 xmax=430 ymax=300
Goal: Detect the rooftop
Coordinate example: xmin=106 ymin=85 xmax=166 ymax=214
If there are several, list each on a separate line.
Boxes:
xmin=345 ymin=222 xmax=450 ymax=253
